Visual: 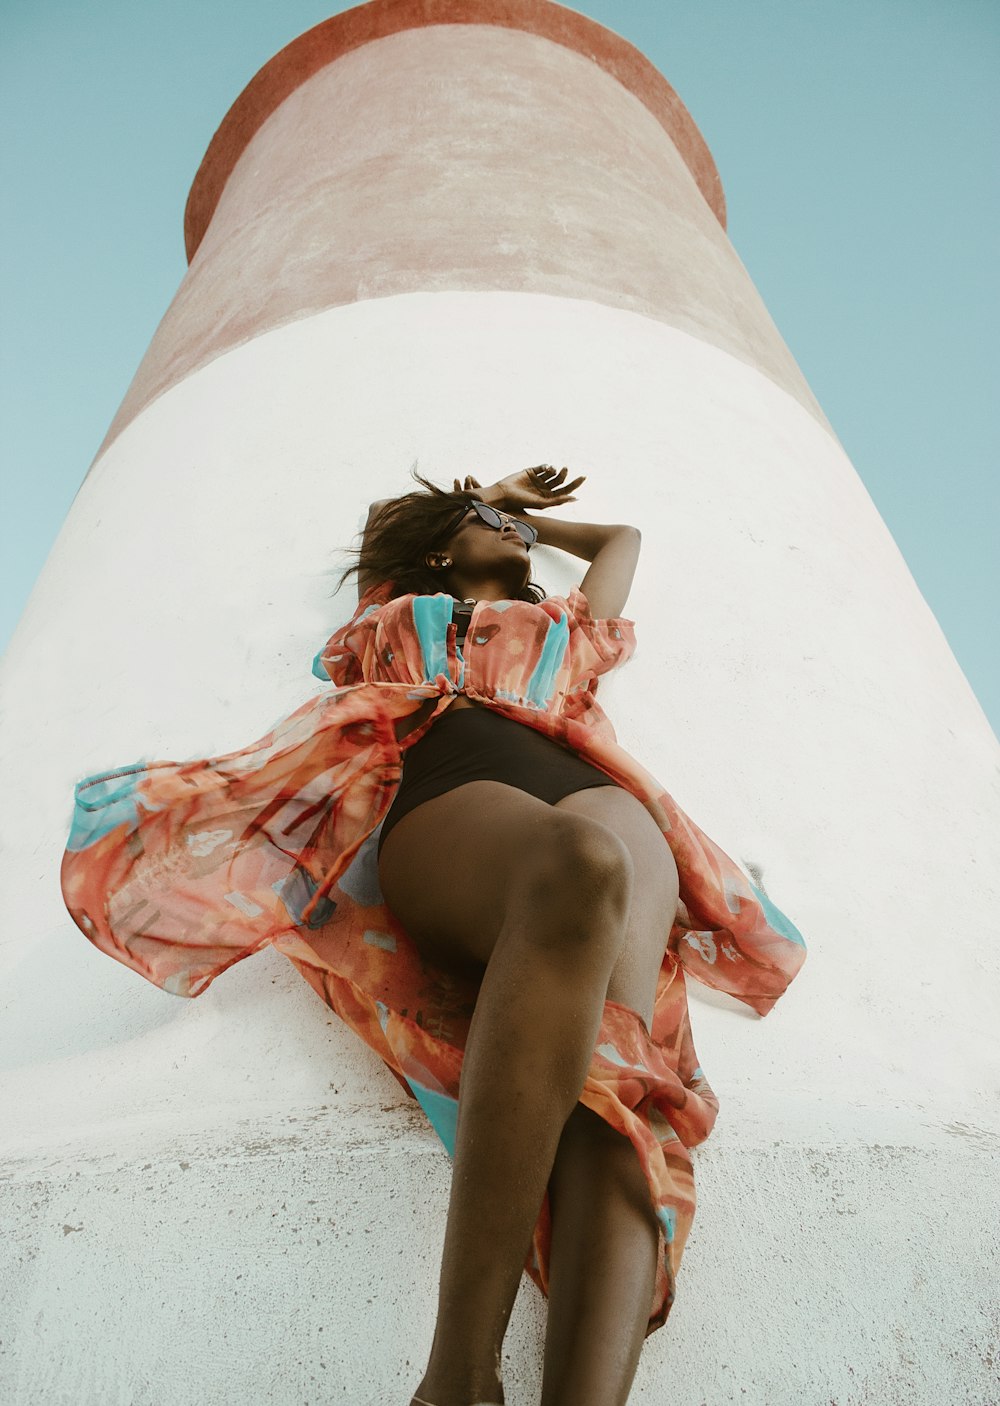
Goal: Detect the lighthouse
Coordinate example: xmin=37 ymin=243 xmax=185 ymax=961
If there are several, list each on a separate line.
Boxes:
xmin=1 ymin=2 xmax=996 ymax=1402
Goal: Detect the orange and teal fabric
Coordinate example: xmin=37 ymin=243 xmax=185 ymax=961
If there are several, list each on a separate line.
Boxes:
xmin=61 ymin=580 xmax=805 ymax=1333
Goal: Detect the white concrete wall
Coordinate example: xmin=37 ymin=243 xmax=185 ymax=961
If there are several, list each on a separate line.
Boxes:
xmin=2 ymin=290 xmax=998 ymax=1403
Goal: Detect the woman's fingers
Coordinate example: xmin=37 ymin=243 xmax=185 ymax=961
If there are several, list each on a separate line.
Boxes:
xmin=528 ymin=466 xmax=582 ymax=489
xmin=529 ymin=464 xmax=586 ymax=494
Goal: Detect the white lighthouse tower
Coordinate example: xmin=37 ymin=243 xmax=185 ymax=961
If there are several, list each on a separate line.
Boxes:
xmin=1 ymin=2 xmax=996 ymax=1402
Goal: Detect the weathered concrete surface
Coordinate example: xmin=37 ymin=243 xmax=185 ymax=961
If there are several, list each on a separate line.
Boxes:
xmin=4 ymin=1101 xmax=996 ymax=1404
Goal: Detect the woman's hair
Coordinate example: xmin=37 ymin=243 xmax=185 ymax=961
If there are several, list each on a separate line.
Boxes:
xmin=333 ymin=467 xmax=546 ymax=602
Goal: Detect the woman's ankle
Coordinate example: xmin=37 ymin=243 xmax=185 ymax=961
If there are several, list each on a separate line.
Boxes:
xmin=413 ymin=1350 xmax=505 ymax=1405
xmin=411 ymin=1398 xmax=504 ymax=1406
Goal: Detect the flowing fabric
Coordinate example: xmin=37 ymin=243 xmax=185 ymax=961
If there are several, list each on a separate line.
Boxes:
xmin=61 ymin=580 xmax=805 ymax=1332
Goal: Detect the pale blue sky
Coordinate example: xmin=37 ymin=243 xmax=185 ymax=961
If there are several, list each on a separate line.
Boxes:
xmin=2 ymin=0 xmax=997 ymax=734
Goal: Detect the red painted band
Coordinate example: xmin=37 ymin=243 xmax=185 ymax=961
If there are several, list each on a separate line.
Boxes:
xmin=184 ymin=0 xmax=725 ymax=261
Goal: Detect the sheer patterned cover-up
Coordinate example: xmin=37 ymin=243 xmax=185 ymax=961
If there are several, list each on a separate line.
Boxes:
xmin=60 ymin=580 xmax=806 ymax=1333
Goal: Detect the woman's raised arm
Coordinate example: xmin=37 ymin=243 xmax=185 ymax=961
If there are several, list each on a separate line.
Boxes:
xmin=520 ymin=513 xmax=641 ymax=619
xmin=465 ymin=465 xmax=640 ymax=619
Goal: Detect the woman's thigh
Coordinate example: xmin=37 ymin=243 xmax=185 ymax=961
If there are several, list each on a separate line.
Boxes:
xmin=554 ymin=787 xmax=679 ymax=1029
xmin=376 ymin=779 xmax=629 ymax=970
xmin=376 ymin=778 xmax=678 ymax=1020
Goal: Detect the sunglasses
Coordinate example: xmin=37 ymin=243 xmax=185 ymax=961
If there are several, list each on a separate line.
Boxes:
xmin=442 ymin=500 xmax=539 ymax=548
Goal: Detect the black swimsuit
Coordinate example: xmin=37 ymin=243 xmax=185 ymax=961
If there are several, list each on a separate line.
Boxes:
xmin=376 ymin=602 xmax=620 ymax=855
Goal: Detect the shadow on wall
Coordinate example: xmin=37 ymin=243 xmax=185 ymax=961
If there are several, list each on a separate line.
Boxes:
xmin=0 ymin=925 xmax=181 ymax=1072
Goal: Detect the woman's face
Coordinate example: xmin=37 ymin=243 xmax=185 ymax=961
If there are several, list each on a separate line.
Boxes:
xmin=437 ymin=507 xmax=531 ymax=591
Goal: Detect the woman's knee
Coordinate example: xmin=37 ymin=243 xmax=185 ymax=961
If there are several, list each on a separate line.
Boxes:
xmin=377 ymin=787 xmax=634 ymax=969
xmin=517 ymin=811 xmax=634 ymax=922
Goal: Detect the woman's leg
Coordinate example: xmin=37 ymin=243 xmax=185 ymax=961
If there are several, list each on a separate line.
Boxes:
xmin=542 ymin=1104 xmax=660 ymax=1406
xmin=378 ymin=782 xmax=636 ymax=1406
xmin=540 ymin=787 xmax=681 ymax=1406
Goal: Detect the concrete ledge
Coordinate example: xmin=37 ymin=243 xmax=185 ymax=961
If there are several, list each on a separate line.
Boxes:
xmin=3 ymin=1123 xmax=995 ymax=1404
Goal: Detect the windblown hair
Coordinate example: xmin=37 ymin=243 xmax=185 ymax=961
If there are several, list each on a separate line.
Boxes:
xmin=333 ymin=467 xmax=546 ymax=602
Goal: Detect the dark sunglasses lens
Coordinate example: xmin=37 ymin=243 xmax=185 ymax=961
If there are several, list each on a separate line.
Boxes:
xmin=471 ymin=501 xmax=501 ymax=529
xmin=471 ymin=501 xmax=537 ymax=547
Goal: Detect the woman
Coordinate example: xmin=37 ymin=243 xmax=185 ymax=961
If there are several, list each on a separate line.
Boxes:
xmin=61 ymin=464 xmax=805 ymax=1406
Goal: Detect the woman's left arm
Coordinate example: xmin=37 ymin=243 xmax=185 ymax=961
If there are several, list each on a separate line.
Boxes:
xmin=458 ymin=464 xmax=641 ymax=618
xmin=519 ymin=512 xmax=641 ymax=620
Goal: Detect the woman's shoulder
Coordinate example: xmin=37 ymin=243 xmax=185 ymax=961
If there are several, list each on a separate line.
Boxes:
xmin=355 ymin=581 xmax=632 ymax=622
xmin=539 ymin=585 xmax=635 ymax=631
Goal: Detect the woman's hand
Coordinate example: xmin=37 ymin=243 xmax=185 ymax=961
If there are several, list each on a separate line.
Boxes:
xmin=451 ymin=464 xmax=586 ymax=513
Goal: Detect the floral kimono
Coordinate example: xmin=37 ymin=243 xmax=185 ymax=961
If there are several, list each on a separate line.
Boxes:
xmin=61 ymin=579 xmax=805 ymax=1333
